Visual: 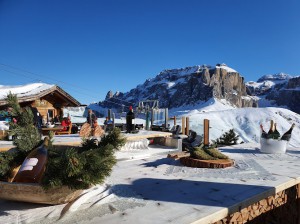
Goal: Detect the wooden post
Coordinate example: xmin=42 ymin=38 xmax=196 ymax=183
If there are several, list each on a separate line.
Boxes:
xmin=186 ymin=117 xmax=189 ymax=135
xmin=181 ymin=117 xmax=186 ymax=135
xmin=204 ymin=119 xmax=209 ymax=146
xmin=169 ymin=116 xmax=176 ymax=126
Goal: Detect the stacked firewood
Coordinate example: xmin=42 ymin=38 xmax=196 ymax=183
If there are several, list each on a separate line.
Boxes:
xmin=214 ymin=184 xmax=299 ymax=224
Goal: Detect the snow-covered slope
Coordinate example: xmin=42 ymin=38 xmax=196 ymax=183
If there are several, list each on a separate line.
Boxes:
xmin=170 ymin=103 xmax=300 ymax=148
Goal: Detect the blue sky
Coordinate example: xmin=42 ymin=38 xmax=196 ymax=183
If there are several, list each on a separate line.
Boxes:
xmin=0 ymin=0 xmax=299 ymax=105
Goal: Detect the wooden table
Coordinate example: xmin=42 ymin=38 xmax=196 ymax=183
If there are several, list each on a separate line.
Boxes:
xmin=41 ymin=126 xmax=64 ymax=135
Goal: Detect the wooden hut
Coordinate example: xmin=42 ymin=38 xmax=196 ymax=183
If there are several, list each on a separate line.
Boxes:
xmin=0 ymin=83 xmax=81 ymax=121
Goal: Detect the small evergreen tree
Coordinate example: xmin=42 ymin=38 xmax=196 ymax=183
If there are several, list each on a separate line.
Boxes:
xmin=215 ymin=129 xmax=239 ymax=146
xmin=0 ymin=93 xmax=42 ymax=180
xmin=6 ymin=93 xmax=42 ymax=152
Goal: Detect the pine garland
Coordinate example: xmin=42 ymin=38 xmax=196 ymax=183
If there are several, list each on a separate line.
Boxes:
xmin=190 ymin=143 xmax=229 ymax=160
xmin=42 ymin=128 xmax=125 ymax=190
xmin=204 ymin=148 xmax=228 ymax=159
xmin=191 ymin=147 xmax=216 ymax=160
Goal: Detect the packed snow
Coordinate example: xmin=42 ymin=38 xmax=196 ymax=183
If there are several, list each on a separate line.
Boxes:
xmin=1 ymin=139 xmax=300 ymax=223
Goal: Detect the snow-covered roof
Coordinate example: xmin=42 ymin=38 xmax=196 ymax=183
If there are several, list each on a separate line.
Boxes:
xmin=0 ymin=83 xmax=80 ymax=106
xmin=0 ymin=83 xmax=55 ymax=100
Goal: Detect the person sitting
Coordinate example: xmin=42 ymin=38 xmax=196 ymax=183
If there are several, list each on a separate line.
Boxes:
xmin=104 ymin=116 xmax=113 ymax=132
xmin=61 ymin=116 xmax=71 ymax=131
xmin=53 ymin=115 xmax=61 ymax=123
xmin=42 ymin=116 xmax=47 ymax=126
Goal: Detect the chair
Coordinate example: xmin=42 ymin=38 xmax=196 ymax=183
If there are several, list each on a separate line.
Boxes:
xmin=55 ymin=123 xmax=72 ymax=135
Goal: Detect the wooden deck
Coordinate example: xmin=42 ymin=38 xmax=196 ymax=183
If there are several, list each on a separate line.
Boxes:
xmin=0 ymin=130 xmax=173 ymax=152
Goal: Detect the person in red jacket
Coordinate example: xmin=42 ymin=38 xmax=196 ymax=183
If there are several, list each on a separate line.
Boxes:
xmin=61 ymin=116 xmax=71 ymax=131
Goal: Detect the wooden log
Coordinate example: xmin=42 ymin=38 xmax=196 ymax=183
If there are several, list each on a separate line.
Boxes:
xmin=180 ymin=157 xmax=234 ymax=168
xmin=167 ymin=152 xmax=190 ymax=159
xmin=229 ymin=212 xmax=240 ymax=222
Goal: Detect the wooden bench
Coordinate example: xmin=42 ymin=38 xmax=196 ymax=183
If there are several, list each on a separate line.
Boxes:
xmin=55 ymin=123 xmax=72 ymax=135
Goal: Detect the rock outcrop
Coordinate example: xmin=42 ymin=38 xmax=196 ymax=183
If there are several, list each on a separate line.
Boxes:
xmin=100 ymin=64 xmax=258 ymax=110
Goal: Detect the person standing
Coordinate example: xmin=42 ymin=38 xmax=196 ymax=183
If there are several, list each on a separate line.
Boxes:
xmin=126 ymin=106 xmax=135 ymax=133
xmin=87 ymin=109 xmax=97 ymax=128
xmin=30 ymin=106 xmax=42 ymax=130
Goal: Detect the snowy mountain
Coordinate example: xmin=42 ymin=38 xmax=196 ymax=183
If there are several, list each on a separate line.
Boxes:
xmin=87 ymin=65 xmax=300 ymax=147
xmin=100 ymin=63 xmax=257 ymax=111
xmin=246 ymin=73 xmax=300 ymax=113
xmin=256 ymin=72 xmax=293 ymax=83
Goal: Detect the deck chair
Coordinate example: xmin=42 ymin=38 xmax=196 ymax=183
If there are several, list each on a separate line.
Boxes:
xmin=55 ymin=123 xmax=72 ymax=135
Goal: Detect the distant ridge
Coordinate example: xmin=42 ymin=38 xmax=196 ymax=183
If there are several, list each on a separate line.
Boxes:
xmin=246 ymin=73 xmax=300 ymax=113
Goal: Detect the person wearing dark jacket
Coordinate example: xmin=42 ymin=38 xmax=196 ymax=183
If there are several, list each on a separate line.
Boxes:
xmin=30 ymin=106 xmax=42 ymax=129
xmin=87 ymin=109 xmax=97 ymax=128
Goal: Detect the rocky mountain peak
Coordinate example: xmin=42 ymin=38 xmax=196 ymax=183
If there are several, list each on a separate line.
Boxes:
xmin=101 ymin=63 xmax=257 ymax=110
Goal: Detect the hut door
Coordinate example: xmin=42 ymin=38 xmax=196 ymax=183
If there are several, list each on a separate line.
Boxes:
xmin=47 ymin=109 xmax=54 ymax=122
